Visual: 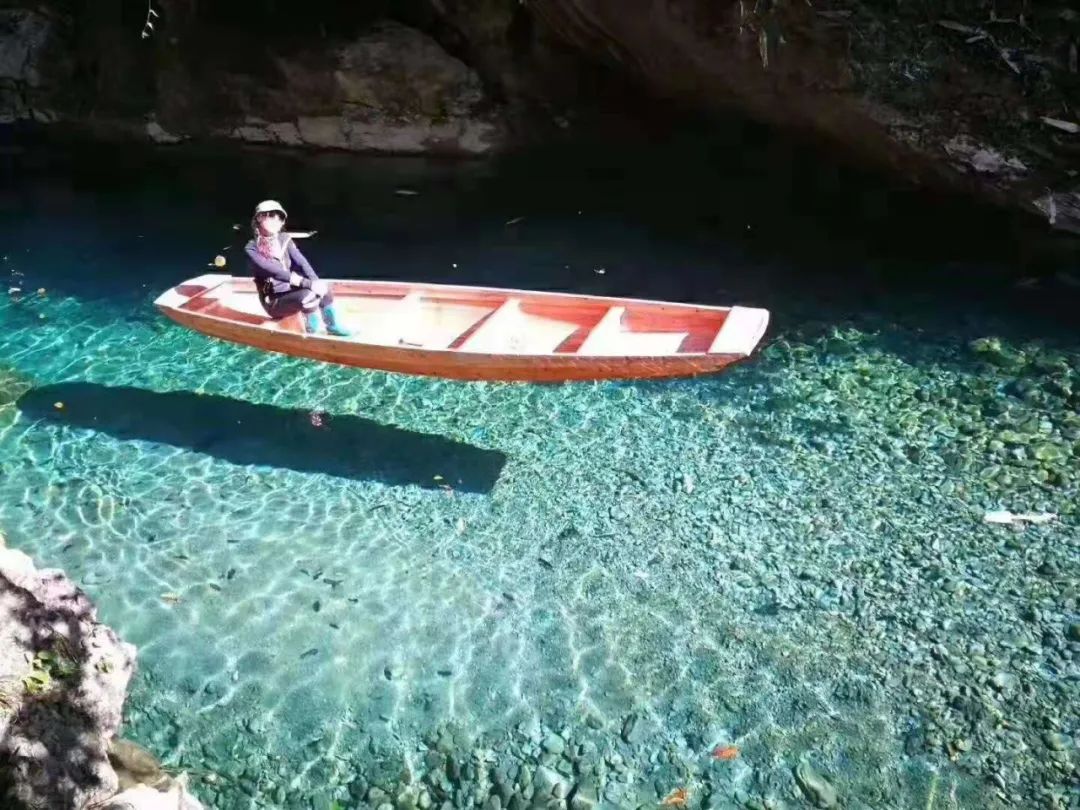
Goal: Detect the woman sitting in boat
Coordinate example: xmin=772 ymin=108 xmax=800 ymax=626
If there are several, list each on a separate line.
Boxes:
xmin=244 ymin=200 xmax=351 ymax=337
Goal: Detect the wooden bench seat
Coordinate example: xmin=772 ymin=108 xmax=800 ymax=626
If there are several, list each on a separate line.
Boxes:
xmin=578 ymin=306 xmax=688 ymax=356
xmin=459 ymin=298 xmax=579 ymax=354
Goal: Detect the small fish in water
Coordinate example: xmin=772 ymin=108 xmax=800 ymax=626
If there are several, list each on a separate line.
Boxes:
xmin=312 ymin=600 xmax=321 ymax=613
xmin=300 ymin=648 xmax=319 ymax=659
xmin=225 ymin=567 xmax=237 ymax=580
xmin=711 ymin=745 xmax=739 ymax=761
xmin=160 ymin=593 xmax=182 ymax=605
xmin=661 ymin=788 xmax=689 ymax=806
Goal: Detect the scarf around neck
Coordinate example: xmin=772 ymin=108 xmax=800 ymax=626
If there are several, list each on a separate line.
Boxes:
xmin=255 ymin=232 xmax=287 ymax=261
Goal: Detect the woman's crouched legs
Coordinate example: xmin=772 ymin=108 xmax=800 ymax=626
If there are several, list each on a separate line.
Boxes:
xmin=263 ymin=288 xmax=349 ymax=336
xmin=264 ymin=288 xmax=324 ymax=319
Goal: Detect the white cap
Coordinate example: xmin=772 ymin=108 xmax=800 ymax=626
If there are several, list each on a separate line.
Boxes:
xmin=254 ymin=199 xmax=287 ymax=218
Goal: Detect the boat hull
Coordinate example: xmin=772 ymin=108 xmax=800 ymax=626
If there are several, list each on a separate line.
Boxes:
xmin=154 ymin=276 xmax=769 ymax=383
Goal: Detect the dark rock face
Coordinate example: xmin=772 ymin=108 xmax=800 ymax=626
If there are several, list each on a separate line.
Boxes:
xmin=212 ymin=20 xmax=508 ymax=154
xmin=0 ymin=5 xmax=511 ymax=154
xmin=0 ymin=8 xmax=63 ymax=124
xmin=520 ymin=0 xmax=1080 ymax=233
xmin=2 ymin=0 xmax=1079 ymax=231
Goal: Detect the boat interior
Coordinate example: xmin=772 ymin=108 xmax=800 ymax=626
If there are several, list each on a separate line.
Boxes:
xmin=176 ymin=279 xmax=763 ymax=356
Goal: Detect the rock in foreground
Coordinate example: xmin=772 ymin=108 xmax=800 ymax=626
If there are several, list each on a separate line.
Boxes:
xmin=0 ymin=534 xmax=202 ymax=810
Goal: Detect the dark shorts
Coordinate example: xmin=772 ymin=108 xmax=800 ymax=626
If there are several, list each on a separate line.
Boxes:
xmin=260 ymin=288 xmax=334 ymax=320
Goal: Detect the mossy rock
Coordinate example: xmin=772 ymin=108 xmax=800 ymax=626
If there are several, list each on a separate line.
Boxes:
xmin=998 ymin=430 xmax=1028 ymax=445
xmin=1033 ymin=444 xmax=1065 ymax=463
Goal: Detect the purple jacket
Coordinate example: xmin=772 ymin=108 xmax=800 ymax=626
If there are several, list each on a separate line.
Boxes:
xmin=244 ymin=234 xmax=318 ymax=297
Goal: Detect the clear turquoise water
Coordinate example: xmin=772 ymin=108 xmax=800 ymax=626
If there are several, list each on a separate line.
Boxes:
xmin=1 ymin=137 xmax=1078 ymax=810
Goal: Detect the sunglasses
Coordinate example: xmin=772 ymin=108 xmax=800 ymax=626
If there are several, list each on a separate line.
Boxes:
xmin=257 ymin=211 xmax=284 ymax=220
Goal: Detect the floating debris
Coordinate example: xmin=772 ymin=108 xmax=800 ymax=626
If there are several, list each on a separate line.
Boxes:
xmin=983 ymin=510 xmax=1057 ymax=525
xmin=1041 ymin=117 xmax=1080 ymax=134
xmin=711 ymin=745 xmax=739 ymax=760
xmin=395 ymin=188 xmax=420 ymax=196
xmin=299 ymin=648 xmax=319 ymax=659
xmin=661 ymin=787 xmax=689 ymax=806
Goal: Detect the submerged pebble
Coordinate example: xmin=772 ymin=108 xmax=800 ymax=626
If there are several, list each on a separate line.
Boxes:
xmin=794 ymin=761 xmax=838 ymax=808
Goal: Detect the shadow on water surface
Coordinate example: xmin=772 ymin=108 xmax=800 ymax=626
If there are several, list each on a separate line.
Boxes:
xmin=16 ymin=382 xmax=506 ymax=493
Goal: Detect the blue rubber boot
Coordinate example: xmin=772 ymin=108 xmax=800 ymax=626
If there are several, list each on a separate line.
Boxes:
xmin=322 ymin=304 xmax=352 ymax=337
xmin=303 ymin=310 xmax=323 ymax=334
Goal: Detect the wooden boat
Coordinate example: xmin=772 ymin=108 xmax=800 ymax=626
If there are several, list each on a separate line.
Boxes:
xmin=154 ymin=274 xmax=769 ymax=382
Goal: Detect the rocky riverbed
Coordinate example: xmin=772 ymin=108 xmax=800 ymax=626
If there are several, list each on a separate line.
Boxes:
xmin=97 ymin=325 xmax=1078 ymax=810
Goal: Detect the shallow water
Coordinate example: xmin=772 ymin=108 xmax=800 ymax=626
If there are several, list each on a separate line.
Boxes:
xmin=1 ymin=135 xmax=1078 ymax=810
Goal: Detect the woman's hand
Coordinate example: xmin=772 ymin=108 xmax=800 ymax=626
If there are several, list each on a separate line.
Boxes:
xmin=311 ymin=279 xmax=330 ymax=297
xmin=289 ymin=272 xmax=310 ymax=289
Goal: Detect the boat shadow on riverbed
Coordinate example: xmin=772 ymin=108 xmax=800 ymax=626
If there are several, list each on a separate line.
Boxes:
xmin=17 ymin=382 xmax=506 ymax=493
